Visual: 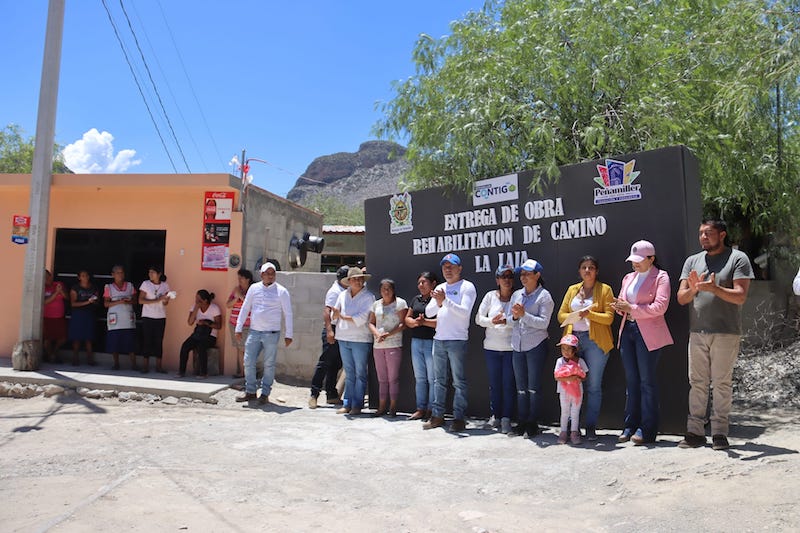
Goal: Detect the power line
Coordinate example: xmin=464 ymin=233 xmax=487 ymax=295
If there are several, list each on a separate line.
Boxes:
xmin=156 ymin=0 xmax=227 ymax=171
xmin=129 ymin=1 xmax=209 ymax=171
xmin=100 ymin=0 xmax=177 ymax=173
xmin=117 ymin=0 xmax=191 ymax=173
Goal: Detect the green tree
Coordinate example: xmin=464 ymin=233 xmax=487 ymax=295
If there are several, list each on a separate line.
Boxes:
xmin=376 ymin=0 xmax=800 ymax=239
xmin=0 ymin=124 xmax=71 ymax=173
xmin=304 ymin=192 xmax=365 ymax=225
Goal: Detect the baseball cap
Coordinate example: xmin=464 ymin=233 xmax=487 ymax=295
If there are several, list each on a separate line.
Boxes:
xmin=557 ymin=334 xmax=579 ymax=347
xmin=440 ymin=253 xmax=461 ymax=266
xmin=336 ymin=265 xmax=350 ymax=280
xmin=516 ymin=259 xmax=543 ymax=274
xmin=626 ymin=240 xmax=656 ymax=263
xmin=495 ymin=264 xmax=514 ymax=276
xmin=260 ymin=262 xmax=277 ymax=273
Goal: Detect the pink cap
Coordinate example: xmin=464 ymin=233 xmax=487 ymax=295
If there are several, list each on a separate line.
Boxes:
xmin=626 ymin=240 xmax=655 ymax=263
xmin=557 ymin=334 xmax=579 ymax=347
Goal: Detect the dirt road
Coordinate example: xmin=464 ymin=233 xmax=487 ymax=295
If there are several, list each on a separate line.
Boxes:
xmin=2 ymin=383 xmax=798 ymax=532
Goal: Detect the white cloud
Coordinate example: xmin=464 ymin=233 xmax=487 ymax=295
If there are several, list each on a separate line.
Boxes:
xmin=62 ymin=128 xmax=141 ymax=173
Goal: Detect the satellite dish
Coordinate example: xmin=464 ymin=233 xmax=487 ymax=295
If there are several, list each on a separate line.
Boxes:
xmin=288 ymin=232 xmax=325 ymax=268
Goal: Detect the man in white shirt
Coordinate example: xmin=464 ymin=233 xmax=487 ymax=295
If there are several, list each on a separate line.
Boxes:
xmin=423 ymin=253 xmax=477 ymax=432
xmin=235 ymin=262 xmax=293 ymax=404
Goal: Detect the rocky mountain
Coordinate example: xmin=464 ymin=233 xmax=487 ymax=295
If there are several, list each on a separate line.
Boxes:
xmin=287 ymin=141 xmax=409 ymax=209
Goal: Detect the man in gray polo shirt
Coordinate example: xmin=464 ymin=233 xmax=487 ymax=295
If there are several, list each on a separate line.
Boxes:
xmin=677 ymin=219 xmax=753 ymax=450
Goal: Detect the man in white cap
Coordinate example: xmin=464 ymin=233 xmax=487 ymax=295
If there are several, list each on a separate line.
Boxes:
xmin=423 ymin=253 xmax=477 ymax=432
xmin=235 ymin=262 xmax=293 ymax=404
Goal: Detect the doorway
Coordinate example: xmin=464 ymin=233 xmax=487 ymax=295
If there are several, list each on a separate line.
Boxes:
xmin=53 ymin=228 xmax=166 ymax=353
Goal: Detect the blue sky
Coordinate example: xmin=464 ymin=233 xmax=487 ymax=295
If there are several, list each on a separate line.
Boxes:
xmin=0 ymin=1 xmax=487 ymax=197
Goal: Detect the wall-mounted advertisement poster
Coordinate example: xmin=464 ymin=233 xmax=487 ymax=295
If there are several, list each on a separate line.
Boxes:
xmin=202 ymin=191 xmax=234 ymax=271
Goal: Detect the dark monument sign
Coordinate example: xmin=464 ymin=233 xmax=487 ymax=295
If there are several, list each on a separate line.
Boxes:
xmin=365 ymin=146 xmax=701 ymax=432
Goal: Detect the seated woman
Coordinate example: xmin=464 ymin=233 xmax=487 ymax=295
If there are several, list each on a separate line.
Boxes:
xmin=178 ymin=290 xmax=222 ymax=378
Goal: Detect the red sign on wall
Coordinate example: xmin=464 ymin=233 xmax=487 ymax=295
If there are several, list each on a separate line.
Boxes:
xmin=202 ymin=192 xmax=234 ymax=271
xmin=12 ymin=214 xmax=31 ymax=245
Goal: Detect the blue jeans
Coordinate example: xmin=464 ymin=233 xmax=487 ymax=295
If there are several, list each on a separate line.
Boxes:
xmin=620 ymin=322 xmax=662 ymax=439
xmin=338 ymin=340 xmax=371 ymax=410
xmin=485 ymin=349 xmax=514 ymax=419
xmin=411 ymin=337 xmax=435 ymax=410
xmin=512 ymin=339 xmax=548 ymax=424
xmin=244 ymin=330 xmax=280 ymax=396
xmin=574 ymin=330 xmax=609 ymax=428
xmin=432 ymin=339 xmax=468 ymax=420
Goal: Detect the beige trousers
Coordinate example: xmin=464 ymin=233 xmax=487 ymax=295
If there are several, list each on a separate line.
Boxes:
xmin=687 ymin=332 xmax=741 ymax=436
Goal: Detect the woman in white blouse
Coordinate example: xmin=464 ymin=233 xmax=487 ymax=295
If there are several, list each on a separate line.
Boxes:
xmin=368 ymin=279 xmax=407 ymax=417
xmin=475 ymin=264 xmax=516 ymax=434
xmin=332 ymin=267 xmax=376 ymax=416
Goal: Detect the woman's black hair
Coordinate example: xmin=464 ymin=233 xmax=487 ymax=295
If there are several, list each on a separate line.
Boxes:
xmin=238 ymin=268 xmax=254 ymax=283
xmin=197 ymin=289 xmax=215 ymax=303
xmin=380 ymin=278 xmax=396 ymax=298
xmin=418 ymin=271 xmax=438 ymax=285
xmin=578 ymin=255 xmax=599 ymax=270
xmin=148 ymin=265 xmax=167 ymax=283
xmin=650 ymin=255 xmax=663 ymax=271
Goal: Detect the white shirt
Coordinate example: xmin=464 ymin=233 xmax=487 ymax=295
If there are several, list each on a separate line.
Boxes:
xmin=794 ymin=267 xmax=800 ymax=296
xmin=426 ymin=278 xmax=477 ymax=341
xmin=140 ymin=280 xmax=170 ymax=319
xmin=334 ymin=288 xmax=375 ymax=343
xmin=325 ymin=279 xmax=347 ymax=326
xmin=236 ymin=281 xmax=293 ymax=338
xmin=371 ymin=297 xmax=408 ymax=349
xmin=475 ymin=290 xmax=513 ymax=351
xmin=195 ymin=302 xmax=222 ymax=338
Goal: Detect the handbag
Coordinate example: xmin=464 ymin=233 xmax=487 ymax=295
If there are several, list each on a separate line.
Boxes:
xmin=190 ymin=324 xmax=213 ymax=342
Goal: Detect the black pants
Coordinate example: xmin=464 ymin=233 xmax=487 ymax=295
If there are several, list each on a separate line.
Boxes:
xmin=179 ymin=335 xmax=216 ymax=375
xmin=310 ymin=327 xmax=342 ymax=398
xmin=141 ymin=318 xmax=166 ymax=358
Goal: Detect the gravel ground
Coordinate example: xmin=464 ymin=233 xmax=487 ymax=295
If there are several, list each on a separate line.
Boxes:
xmin=1 ymin=378 xmax=799 ymax=532
xmin=735 ymin=338 xmax=800 ymax=409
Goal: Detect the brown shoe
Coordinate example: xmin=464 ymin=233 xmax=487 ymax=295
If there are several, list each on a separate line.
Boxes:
xmin=408 ymin=409 xmax=426 ymax=420
xmin=349 ymin=407 xmax=362 ymax=416
xmin=449 ymin=419 xmax=467 ymax=432
xmin=308 ymin=396 xmax=318 ymax=409
xmin=423 ymin=416 xmax=445 ymax=430
xmin=336 ymin=407 xmax=351 ymax=415
xmin=258 ymin=395 xmax=269 ymax=405
xmin=236 ymin=392 xmax=257 ymax=402
xmin=326 ymin=395 xmax=343 ymax=405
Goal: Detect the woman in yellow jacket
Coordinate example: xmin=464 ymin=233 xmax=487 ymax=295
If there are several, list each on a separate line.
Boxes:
xmin=557 ymin=255 xmax=615 ymax=441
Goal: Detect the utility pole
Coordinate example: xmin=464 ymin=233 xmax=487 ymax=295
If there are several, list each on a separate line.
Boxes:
xmin=240 ymin=148 xmax=248 ymax=270
xmin=14 ymin=0 xmax=65 ymax=370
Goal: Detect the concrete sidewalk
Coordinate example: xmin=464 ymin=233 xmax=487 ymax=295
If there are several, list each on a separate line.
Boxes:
xmin=0 ymin=358 xmax=234 ymax=401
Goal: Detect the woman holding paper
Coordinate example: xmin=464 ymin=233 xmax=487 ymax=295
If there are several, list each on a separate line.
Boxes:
xmin=611 ymin=240 xmax=673 ymax=444
xmin=557 ymin=255 xmax=615 ymax=441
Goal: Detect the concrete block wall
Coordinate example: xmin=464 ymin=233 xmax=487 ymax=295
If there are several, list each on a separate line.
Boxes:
xmin=274 ymin=271 xmax=336 ymax=383
xmin=242 ymin=182 xmax=323 ymax=274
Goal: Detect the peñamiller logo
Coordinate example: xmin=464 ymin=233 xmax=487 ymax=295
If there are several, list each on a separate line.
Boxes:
xmin=593 ymin=159 xmax=642 ymax=205
xmin=473 ymin=173 xmax=519 ymax=206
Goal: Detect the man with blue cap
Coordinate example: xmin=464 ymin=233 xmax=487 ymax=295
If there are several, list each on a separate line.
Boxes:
xmin=423 ymin=253 xmax=477 ymax=432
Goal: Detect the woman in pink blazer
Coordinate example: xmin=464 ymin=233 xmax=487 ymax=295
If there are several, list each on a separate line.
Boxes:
xmin=611 ymin=240 xmax=674 ymax=445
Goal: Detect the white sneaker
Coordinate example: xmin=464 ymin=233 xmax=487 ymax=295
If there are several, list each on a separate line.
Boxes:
xmin=500 ymin=417 xmax=512 ymax=434
xmin=485 ymin=415 xmax=500 ymax=429
xmin=308 ymin=396 xmax=317 ymax=409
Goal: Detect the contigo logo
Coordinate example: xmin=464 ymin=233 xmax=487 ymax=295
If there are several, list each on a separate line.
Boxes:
xmin=473 ymin=174 xmax=519 ymax=206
